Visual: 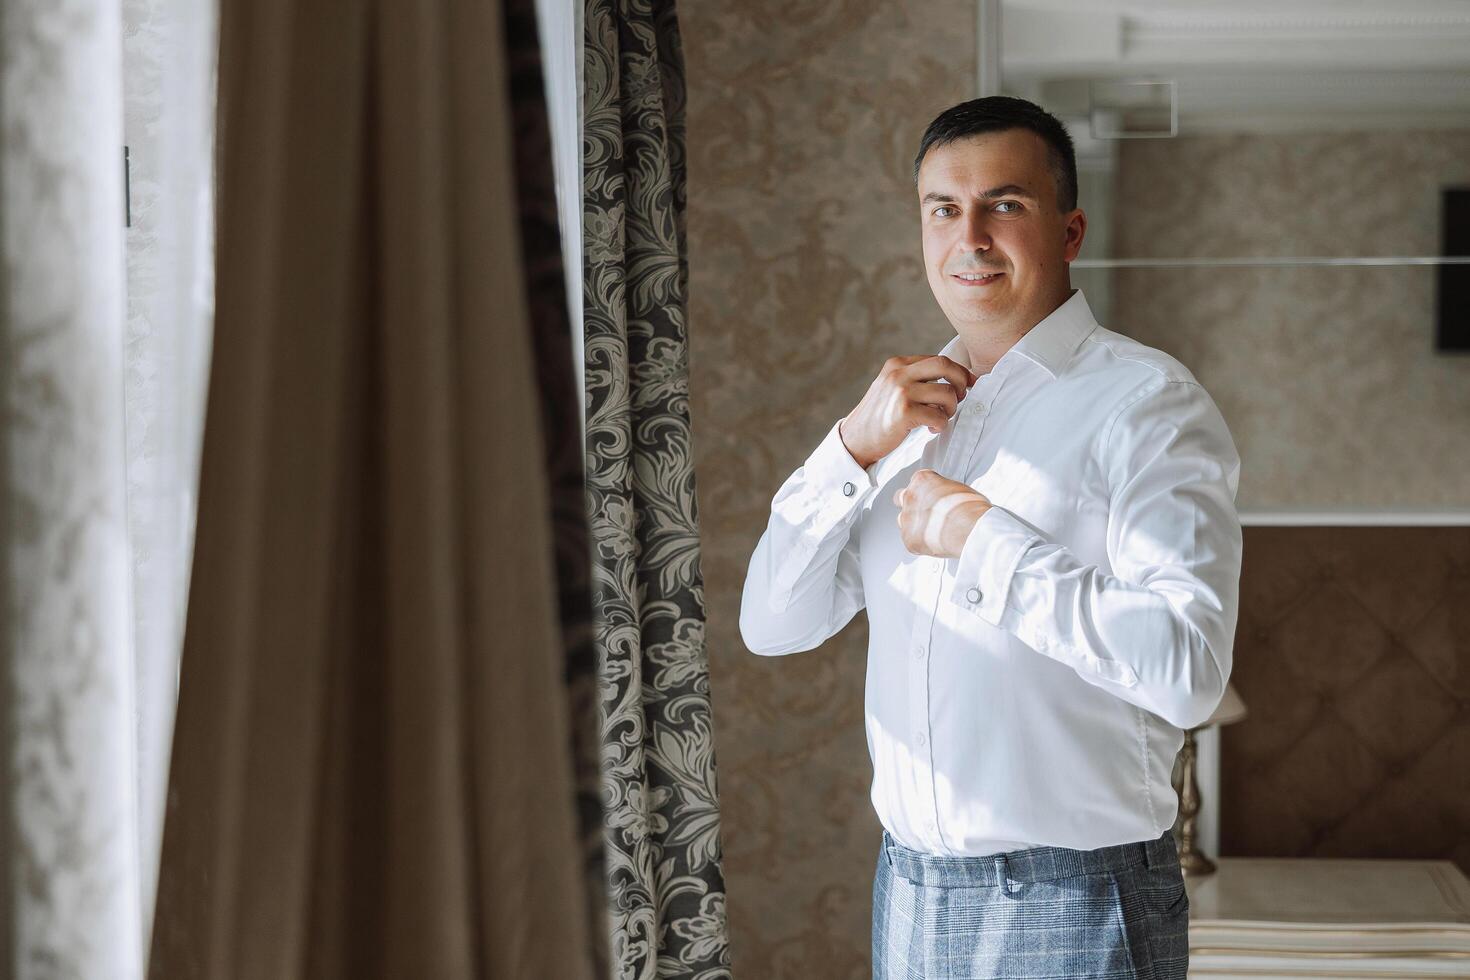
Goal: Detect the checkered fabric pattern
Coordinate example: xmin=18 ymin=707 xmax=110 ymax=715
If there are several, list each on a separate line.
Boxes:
xmin=872 ymin=831 xmax=1189 ymax=979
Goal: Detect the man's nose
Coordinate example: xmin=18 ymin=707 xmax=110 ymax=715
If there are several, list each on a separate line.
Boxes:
xmin=959 ymin=210 xmax=992 ymax=251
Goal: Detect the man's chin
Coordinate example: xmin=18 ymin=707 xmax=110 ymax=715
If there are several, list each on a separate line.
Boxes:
xmin=950 ymin=289 xmax=1010 ymax=313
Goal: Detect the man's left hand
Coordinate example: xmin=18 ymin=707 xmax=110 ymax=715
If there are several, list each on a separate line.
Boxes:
xmin=894 ymin=469 xmax=992 ymax=558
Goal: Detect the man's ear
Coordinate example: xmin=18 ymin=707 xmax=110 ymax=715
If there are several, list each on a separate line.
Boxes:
xmin=1062 ymin=208 xmax=1087 ymax=263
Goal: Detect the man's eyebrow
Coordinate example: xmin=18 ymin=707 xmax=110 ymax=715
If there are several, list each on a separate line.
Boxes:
xmin=920 ymin=185 xmax=1036 ymax=205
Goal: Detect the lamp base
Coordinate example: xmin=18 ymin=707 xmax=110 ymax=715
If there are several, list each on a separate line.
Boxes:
xmin=1175 ymin=726 xmax=1219 ymax=878
xmin=1179 ymin=845 xmax=1217 ymax=878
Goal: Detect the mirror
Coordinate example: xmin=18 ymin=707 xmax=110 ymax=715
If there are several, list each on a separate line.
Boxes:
xmin=996 ymin=0 xmax=1470 ymax=520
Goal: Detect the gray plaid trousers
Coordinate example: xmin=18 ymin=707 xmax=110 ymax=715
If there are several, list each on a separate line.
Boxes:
xmin=872 ymin=830 xmax=1189 ymax=979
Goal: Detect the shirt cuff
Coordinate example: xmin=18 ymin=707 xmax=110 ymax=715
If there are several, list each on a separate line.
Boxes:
xmin=768 ymin=418 xmax=877 ymax=606
xmin=950 ymin=505 xmax=1040 ymax=625
xmin=806 ymin=416 xmax=878 ymax=505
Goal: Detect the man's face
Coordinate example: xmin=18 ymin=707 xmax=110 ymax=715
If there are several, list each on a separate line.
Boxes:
xmin=917 ymin=128 xmax=1085 ymax=333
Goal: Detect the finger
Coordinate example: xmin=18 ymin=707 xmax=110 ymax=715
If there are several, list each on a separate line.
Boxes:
xmin=881 ymin=354 xmax=929 ymax=378
xmin=893 ymin=487 xmax=904 ymax=508
xmin=909 ymin=469 xmax=944 ymax=497
xmin=909 ymin=381 xmax=959 ymax=416
xmin=904 ymin=355 xmax=975 ymax=392
xmin=905 ymin=404 xmax=950 ymax=434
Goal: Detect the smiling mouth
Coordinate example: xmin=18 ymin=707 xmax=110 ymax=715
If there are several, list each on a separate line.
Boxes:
xmin=951 ymin=271 xmax=1004 ymax=284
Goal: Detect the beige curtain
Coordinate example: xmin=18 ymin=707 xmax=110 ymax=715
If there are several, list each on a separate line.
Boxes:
xmin=147 ymin=0 xmax=597 ymax=976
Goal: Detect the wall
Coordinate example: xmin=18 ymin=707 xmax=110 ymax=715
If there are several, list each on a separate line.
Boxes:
xmin=1107 ymin=129 xmax=1470 ymax=511
xmin=680 ymin=2 xmax=976 ymax=974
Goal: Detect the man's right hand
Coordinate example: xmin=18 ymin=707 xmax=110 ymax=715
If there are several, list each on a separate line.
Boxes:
xmin=838 ymin=355 xmax=978 ymax=470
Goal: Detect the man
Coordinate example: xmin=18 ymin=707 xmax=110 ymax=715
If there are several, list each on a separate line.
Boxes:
xmin=739 ymin=96 xmax=1242 ymax=979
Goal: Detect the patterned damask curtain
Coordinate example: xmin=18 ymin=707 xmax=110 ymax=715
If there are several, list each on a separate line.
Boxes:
xmin=583 ymin=0 xmax=732 ymax=976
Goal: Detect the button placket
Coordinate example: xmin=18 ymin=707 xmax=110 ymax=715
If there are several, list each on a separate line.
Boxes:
xmin=905 ymin=557 xmax=941 ymax=851
xmin=939 ymin=395 xmax=984 ymax=477
xmin=950 ymin=364 xmax=1011 ymax=479
xmin=904 ymin=366 xmax=1009 ymax=854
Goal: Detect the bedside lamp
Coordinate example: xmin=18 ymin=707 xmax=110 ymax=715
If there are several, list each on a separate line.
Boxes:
xmin=1177 ymin=682 xmax=1248 ymax=877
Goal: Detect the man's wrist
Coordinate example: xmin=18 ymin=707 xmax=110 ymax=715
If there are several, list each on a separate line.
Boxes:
xmin=943 ymin=499 xmax=991 ymax=558
xmin=838 ymin=418 xmax=877 ymax=470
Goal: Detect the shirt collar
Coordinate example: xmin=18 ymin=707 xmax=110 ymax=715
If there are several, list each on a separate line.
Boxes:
xmin=936 ymin=288 xmax=1099 ymax=380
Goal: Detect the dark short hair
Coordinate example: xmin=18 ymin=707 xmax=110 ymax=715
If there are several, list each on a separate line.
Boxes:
xmin=913 ymin=96 xmax=1078 ymax=213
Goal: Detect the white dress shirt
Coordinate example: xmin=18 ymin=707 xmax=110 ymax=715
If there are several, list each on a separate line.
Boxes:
xmin=739 ymin=289 xmax=1243 ymax=857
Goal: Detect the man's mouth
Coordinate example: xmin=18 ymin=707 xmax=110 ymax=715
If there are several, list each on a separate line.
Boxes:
xmin=951 ymin=271 xmax=1004 ymax=285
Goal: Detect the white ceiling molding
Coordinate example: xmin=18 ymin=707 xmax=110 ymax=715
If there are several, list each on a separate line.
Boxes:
xmin=999 ymin=1 xmax=1470 ymax=130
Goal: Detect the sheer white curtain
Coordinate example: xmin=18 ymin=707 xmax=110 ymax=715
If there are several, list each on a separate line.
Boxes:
xmin=535 ymin=0 xmax=583 ymax=426
xmin=0 ymin=0 xmax=213 ymax=975
xmin=1 ymin=1 xmax=142 ymax=976
xmin=122 ymin=0 xmax=217 ymax=952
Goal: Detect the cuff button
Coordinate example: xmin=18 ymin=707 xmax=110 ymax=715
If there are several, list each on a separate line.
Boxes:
xmin=842 ymin=481 xmax=856 ymax=497
xmin=965 ymin=587 xmax=982 ymax=603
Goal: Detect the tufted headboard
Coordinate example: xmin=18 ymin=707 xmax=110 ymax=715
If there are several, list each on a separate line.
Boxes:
xmin=1219 ymin=526 xmax=1470 ymax=873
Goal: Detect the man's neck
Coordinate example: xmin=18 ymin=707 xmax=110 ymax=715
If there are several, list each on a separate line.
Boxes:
xmin=958 ymin=286 xmax=1075 ymax=375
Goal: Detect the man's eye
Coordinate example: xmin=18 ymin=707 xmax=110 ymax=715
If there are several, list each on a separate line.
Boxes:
xmin=933 ymin=206 xmax=957 ymax=218
xmin=995 ymin=201 xmax=1021 ymax=213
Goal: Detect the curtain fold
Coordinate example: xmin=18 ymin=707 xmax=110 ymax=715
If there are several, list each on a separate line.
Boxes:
xmin=148 ymin=0 xmax=598 ymax=975
xmin=583 ymin=0 xmax=733 ymax=975
xmin=504 ymin=0 xmax=609 ymax=968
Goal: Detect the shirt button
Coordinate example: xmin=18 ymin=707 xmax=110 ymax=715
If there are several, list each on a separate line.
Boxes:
xmin=913 ymin=644 xmax=926 ymax=659
xmin=842 ymin=481 xmax=856 ymax=497
xmin=917 ymin=732 xmax=927 ymax=746
xmin=966 ymin=587 xmax=982 ymax=603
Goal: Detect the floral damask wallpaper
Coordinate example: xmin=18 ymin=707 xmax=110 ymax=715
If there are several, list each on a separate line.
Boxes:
xmin=680 ymin=2 xmax=977 ymax=975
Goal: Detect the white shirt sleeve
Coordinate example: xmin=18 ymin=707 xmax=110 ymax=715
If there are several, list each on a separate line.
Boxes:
xmin=739 ymin=417 xmax=874 ymax=655
xmin=949 ymin=378 xmax=1243 ymax=729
